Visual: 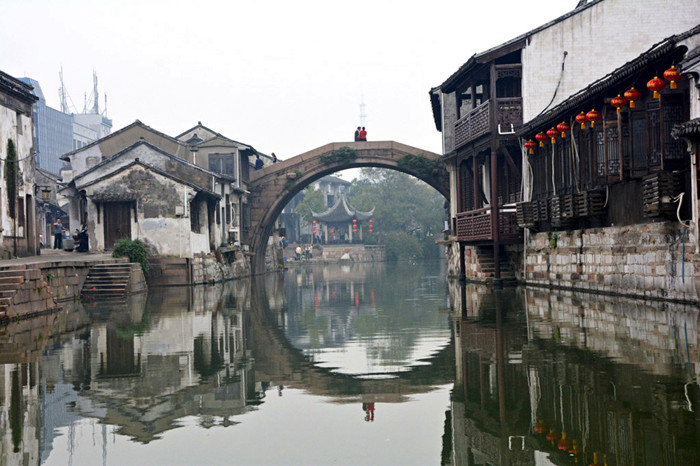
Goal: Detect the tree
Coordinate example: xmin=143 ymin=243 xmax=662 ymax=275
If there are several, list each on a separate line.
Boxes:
xmin=348 ymin=169 xmax=446 ymax=261
xmin=294 ymin=186 xmax=326 ymax=224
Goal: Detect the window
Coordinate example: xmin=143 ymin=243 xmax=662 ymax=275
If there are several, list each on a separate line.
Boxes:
xmin=190 ymin=200 xmax=201 ymax=233
xmin=209 ymin=154 xmax=234 ymax=175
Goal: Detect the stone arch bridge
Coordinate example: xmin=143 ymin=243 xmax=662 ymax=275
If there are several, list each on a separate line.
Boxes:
xmin=248 ymin=141 xmax=448 ymax=273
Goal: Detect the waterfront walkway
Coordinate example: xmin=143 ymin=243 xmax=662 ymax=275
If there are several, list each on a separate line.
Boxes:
xmin=0 ymin=249 xmax=115 ymax=268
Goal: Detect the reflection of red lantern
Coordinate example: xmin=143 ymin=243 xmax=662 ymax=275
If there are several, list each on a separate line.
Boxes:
xmin=557 ymin=432 xmax=571 ymax=451
xmin=534 ymin=420 xmax=546 ymax=434
xmin=590 ymin=452 xmax=603 ymax=466
xmin=664 ymin=65 xmax=681 ymax=89
xmin=586 ymin=109 xmax=602 ymax=127
xmin=545 ymin=430 xmax=559 ymax=443
xmin=575 ymin=111 xmax=587 ymax=129
xmin=611 ymin=94 xmax=627 ymax=113
xmin=525 ymin=139 xmax=537 ymax=154
xmin=568 ymin=439 xmax=580 ymax=455
xmin=556 ymin=122 xmax=571 ymax=138
xmin=647 ymin=76 xmax=666 ymax=99
xmin=624 ymin=87 xmax=641 ymax=108
xmin=535 ymin=131 xmax=547 ymax=147
xmin=547 ymin=127 xmax=559 ymax=144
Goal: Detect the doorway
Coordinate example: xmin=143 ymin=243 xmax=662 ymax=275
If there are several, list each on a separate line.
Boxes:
xmin=103 ymin=201 xmax=132 ymax=249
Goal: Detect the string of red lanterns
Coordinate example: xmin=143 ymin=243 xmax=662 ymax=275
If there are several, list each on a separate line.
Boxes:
xmin=526 ymin=65 xmax=681 ymax=153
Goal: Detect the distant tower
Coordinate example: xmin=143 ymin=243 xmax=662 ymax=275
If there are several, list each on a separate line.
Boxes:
xmin=92 ymin=70 xmax=99 ymax=114
xmin=359 ymin=96 xmax=366 ymax=127
xmin=59 ymin=67 xmax=69 ymax=114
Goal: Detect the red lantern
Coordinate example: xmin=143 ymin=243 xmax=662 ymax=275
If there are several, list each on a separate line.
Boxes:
xmin=568 ymin=439 xmax=580 ymax=455
xmin=312 ymin=220 xmax=316 ymax=224
xmin=535 ymin=131 xmax=547 ymax=147
xmin=368 ymin=219 xmax=372 ymax=223
xmin=369 ymin=228 xmax=373 ymax=233
xmin=353 ymin=228 xmax=357 ymax=233
xmin=557 ymin=432 xmax=571 ymax=451
xmin=352 ymin=219 xmax=357 ymax=223
xmin=556 ymin=121 xmax=571 ymax=138
xmin=611 ymin=94 xmax=627 ymax=114
xmin=575 ymin=111 xmax=588 ymax=129
xmin=534 ymin=420 xmax=546 ymax=434
xmin=586 ymin=109 xmax=602 ymax=127
xmin=647 ymin=76 xmax=666 ymax=99
xmin=525 ymin=139 xmax=537 ymax=154
xmin=664 ymin=65 xmax=681 ymax=89
xmin=547 ymin=127 xmax=559 ymax=144
xmin=624 ymin=87 xmax=641 ymax=108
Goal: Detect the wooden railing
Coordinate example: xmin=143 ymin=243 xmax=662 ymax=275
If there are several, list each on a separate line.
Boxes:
xmin=455 ymin=207 xmax=521 ymax=244
xmin=455 ymin=101 xmax=490 ymax=149
xmin=454 ymin=98 xmax=523 ymax=149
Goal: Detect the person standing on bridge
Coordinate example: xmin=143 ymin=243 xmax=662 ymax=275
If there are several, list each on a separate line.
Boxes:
xmin=359 ymin=127 xmax=367 ymax=141
xmin=271 ymin=152 xmax=278 ymax=163
xmin=354 ymin=126 xmax=361 ymax=141
xmin=254 ymin=154 xmax=264 ymax=170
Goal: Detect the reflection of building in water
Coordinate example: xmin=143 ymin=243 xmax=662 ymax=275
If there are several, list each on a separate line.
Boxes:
xmin=0 ymin=280 xmax=257 ymax=461
xmin=70 ymin=285 xmax=252 ymax=442
xmin=0 ymin=363 xmax=41 ymax=466
xmin=450 ymin=284 xmax=700 ymax=465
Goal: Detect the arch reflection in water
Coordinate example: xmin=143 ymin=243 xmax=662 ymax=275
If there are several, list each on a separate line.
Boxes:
xmin=449 ymin=282 xmax=700 ymax=466
xmin=0 ymin=263 xmax=455 ymax=465
xmin=278 ymin=262 xmax=452 ymax=378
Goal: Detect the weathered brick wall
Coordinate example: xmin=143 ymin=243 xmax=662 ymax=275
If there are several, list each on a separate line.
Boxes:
xmin=526 ymin=223 xmax=698 ymax=302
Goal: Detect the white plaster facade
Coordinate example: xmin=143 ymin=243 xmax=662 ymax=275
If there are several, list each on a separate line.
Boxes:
xmin=521 ymin=0 xmax=700 ymax=121
xmin=0 ymin=71 xmax=38 ymax=256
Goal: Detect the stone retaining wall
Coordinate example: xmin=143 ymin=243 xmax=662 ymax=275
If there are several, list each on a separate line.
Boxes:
xmin=525 ymin=222 xmax=699 ymax=302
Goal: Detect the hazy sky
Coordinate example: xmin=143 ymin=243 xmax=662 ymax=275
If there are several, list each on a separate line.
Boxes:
xmin=2 ymin=0 xmax=574 ymax=162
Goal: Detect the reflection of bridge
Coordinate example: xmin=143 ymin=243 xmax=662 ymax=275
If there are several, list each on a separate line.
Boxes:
xmin=248 ymin=141 xmax=448 ymax=273
xmin=249 ymin=275 xmax=454 ymax=399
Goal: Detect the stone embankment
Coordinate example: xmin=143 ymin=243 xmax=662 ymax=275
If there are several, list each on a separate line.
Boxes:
xmin=0 ymin=255 xmax=142 ymax=323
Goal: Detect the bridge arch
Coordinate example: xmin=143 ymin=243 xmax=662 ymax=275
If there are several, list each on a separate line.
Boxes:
xmin=247 ymin=141 xmax=449 ymax=274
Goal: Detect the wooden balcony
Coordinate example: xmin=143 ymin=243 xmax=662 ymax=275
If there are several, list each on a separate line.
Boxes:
xmin=455 ymin=207 xmax=522 ymax=244
xmin=455 ymin=101 xmax=489 ymax=150
xmin=454 ymin=97 xmax=523 ymax=150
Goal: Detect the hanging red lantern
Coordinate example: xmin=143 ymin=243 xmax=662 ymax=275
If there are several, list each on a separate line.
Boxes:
xmin=611 ymin=94 xmax=627 ymax=114
xmin=312 ymin=220 xmax=316 ymax=224
xmin=525 ymin=139 xmax=537 ymax=154
xmin=352 ymin=219 xmax=357 ymax=223
xmin=353 ymin=228 xmax=357 ymax=233
xmin=547 ymin=127 xmax=559 ymax=144
xmin=535 ymin=131 xmax=547 ymax=147
xmin=556 ymin=121 xmax=571 ymax=138
xmin=575 ymin=111 xmax=588 ymax=129
xmin=624 ymin=87 xmax=642 ymax=108
xmin=664 ymin=65 xmax=681 ymax=89
xmin=369 ymin=219 xmax=372 ymax=223
xmin=586 ymin=109 xmax=602 ymax=127
xmin=369 ymin=229 xmax=373 ymax=233
xmin=647 ymin=76 xmax=666 ymax=99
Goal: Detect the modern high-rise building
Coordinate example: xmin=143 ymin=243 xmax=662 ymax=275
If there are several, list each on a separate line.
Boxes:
xmin=20 ymin=76 xmax=112 ymax=175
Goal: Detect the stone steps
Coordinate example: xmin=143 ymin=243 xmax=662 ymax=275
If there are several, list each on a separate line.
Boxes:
xmin=0 ymin=266 xmax=33 ymax=318
xmin=81 ymin=264 xmax=134 ymax=300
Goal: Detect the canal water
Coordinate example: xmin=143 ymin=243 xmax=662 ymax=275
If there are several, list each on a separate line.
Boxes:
xmin=1 ymin=261 xmax=699 ymax=465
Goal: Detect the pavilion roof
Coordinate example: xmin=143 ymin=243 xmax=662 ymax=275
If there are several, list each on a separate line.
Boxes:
xmin=311 ymin=193 xmax=374 ymax=223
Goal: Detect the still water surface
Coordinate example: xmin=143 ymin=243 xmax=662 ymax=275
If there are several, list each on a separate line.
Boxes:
xmin=1 ymin=261 xmax=699 ymax=465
